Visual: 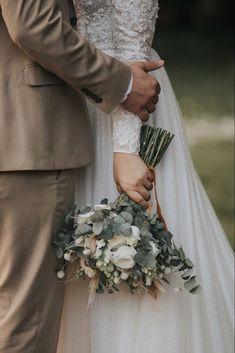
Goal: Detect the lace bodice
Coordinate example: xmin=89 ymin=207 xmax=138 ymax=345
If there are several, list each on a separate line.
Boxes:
xmin=74 ymin=0 xmax=159 ymax=153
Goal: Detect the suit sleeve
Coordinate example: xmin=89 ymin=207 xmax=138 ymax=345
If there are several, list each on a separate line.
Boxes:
xmin=0 ymin=0 xmax=132 ymax=113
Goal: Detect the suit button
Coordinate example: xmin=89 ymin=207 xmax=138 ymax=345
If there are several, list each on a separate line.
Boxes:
xmin=95 ymin=97 xmax=103 ymax=103
xmin=90 ymin=93 xmax=97 ymax=100
xmin=81 ymin=87 xmax=89 ymax=95
xmin=70 ymin=16 xmax=77 ymax=27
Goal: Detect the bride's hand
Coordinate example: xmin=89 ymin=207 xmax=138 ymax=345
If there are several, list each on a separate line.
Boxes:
xmin=113 ymin=152 xmax=154 ymax=209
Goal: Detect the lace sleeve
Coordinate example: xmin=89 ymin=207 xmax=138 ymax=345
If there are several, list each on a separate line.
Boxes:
xmin=112 ymin=0 xmax=160 ymax=154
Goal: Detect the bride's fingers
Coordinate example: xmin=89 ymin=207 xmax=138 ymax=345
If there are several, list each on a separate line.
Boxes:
xmin=135 ymin=185 xmax=151 ymax=201
xmin=147 ymin=169 xmax=155 ymax=183
xmin=143 ymin=179 xmax=153 ymax=191
xmin=127 ymin=190 xmax=149 ymax=209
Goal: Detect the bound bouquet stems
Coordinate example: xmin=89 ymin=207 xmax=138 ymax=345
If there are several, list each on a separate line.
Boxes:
xmin=116 ymin=125 xmax=175 ymax=227
xmin=53 ymin=125 xmax=201 ymax=302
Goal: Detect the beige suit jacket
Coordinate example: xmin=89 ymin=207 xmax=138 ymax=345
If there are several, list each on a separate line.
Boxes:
xmin=0 ymin=0 xmax=131 ymax=171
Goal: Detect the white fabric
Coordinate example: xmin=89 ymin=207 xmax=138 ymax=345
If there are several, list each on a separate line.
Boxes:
xmin=75 ymin=0 xmax=159 ymax=154
xmin=120 ymin=73 xmax=133 ymax=103
xmin=57 ymin=1 xmax=234 ymax=352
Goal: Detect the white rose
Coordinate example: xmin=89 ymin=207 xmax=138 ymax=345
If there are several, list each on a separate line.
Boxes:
xmin=111 ymin=245 xmax=137 ymax=270
xmin=94 ymin=204 xmax=111 ymax=211
xmin=57 ymin=270 xmax=65 ymax=279
xmin=77 ymin=211 xmax=95 ymax=224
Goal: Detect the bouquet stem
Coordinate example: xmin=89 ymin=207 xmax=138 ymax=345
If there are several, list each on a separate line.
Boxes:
xmin=117 ymin=125 xmax=174 ymax=224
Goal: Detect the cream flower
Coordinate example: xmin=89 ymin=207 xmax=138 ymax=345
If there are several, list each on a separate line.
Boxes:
xmin=111 ymin=245 xmax=137 ymax=269
xmin=108 ymin=235 xmax=127 ymax=248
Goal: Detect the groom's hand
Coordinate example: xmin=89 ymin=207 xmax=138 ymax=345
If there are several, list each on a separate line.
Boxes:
xmin=122 ymin=60 xmax=164 ymax=121
xmin=113 ymin=153 xmax=154 ymax=209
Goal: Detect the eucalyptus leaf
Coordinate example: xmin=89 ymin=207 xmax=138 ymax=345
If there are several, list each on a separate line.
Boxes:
xmin=120 ymin=223 xmax=132 ymax=236
xmin=80 ymin=206 xmax=92 ymax=214
xmin=170 ymin=258 xmax=182 ymax=267
xmin=55 ymin=247 xmax=63 ymax=259
xmin=77 ymin=223 xmax=92 ymax=235
xmin=184 ymin=277 xmax=197 ymax=291
xmin=101 ymin=198 xmax=108 ymax=205
xmin=189 ymin=285 xmax=202 ymax=294
xmin=92 ymin=222 xmax=103 ymax=235
xmin=57 ymin=233 xmax=65 ymax=240
xmin=97 ymin=228 xmax=114 ymax=240
xmin=65 ymin=209 xmax=74 ymax=224
xmin=111 ymin=223 xmax=122 ymax=235
xmin=114 ymin=215 xmax=125 ymax=224
xmin=185 ymin=258 xmax=195 ymax=268
xmin=134 ymin=251 xmax=156 ymax=269
xmin=120 ymin=211 xmax=133 ymax=224
xmin=181 ymin=268 xmax=193 ymax=280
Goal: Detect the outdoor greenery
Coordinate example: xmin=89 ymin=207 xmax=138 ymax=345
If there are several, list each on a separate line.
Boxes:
xmin=155 ymin=30 xmax=234 ymax=250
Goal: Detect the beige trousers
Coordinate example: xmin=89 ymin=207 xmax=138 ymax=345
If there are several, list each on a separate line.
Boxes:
xmin=0 ymin=170 xmax=76 ymax=353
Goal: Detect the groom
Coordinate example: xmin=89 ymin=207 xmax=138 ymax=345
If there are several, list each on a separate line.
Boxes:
xmin=0 ymin=0 xmax=163 ymax=352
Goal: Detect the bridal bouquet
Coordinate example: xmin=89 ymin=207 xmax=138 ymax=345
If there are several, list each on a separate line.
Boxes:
xmin=53 ymin=126 xmax=201 ymax=302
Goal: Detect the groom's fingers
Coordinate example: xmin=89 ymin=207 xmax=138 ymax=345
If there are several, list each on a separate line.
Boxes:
xmin=146 ymin=102 xmax=156 ymax=114
xmin=140 ymin=60 xmax=165 ymax=72
xmin=139 ymin=109 xmax=150 ymax=122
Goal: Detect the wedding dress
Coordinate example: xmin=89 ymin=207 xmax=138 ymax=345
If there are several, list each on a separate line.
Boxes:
xmin=57 ymin=1 xmax=234 ymax=352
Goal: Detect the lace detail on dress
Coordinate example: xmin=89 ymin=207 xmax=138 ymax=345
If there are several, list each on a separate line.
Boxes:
xmin=113 ymin=0 xmax=159 ymax=61
xmin=111 ymin=106 xmax=141 ymax=154
xmin=74 ymin=0 xmax=159 ymax=153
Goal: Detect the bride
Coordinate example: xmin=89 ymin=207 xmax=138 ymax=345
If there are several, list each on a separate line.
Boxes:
xmin=58 ymin=1 xmax=234 ymax=352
